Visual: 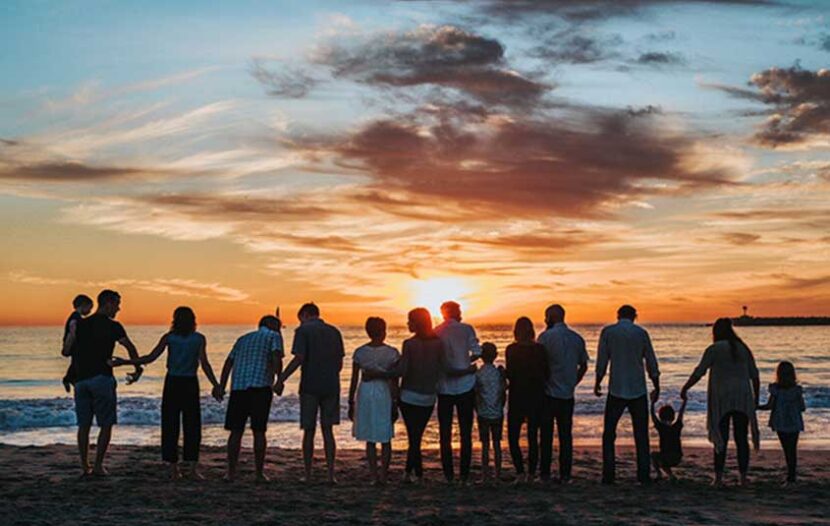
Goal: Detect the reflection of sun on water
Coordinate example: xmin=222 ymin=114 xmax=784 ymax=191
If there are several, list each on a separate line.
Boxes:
xmin=409 ymin=277 xmax=471 ymax=318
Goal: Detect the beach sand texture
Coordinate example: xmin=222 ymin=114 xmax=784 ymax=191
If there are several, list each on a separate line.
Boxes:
xmin=2 ymin=445 xmax=828 ymax=525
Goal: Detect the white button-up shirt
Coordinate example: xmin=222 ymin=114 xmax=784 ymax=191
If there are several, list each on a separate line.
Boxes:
xmin=595 ymin=319 xmax=660 ymax=400
xmin=538 ymin=322 xmax=588 ymax=400
xmin=435 ymin=318 xmax=482 ymax=395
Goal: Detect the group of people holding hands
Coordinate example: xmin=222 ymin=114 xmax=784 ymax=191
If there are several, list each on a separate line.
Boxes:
xmin=61 ymin=290 xmax=806 ymax=487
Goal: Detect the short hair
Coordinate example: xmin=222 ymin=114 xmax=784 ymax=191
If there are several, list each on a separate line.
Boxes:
xmin=617 ymin=304 xmax=637 ymax=320
xmin=97 ymin=289 xmax=121 ymax=306
xmin=440 ymin=301 xmax=461 ymax=320
xmin=657 ymin=404 xmax=675 ymax=422
xmin=365 ymin=317 xmax=386 ymax=339
xmin=259 ymin=315 xmax=280 ymax=330
xmin=545 ymin=304 xmax=565 ymax=322
xmin=481 ymin=342 xmax=497 ymax=363
xmin=297 ymin=302 xmax=320 ymax=318
xmin=72 ymin=294 xmax=93 ymax=309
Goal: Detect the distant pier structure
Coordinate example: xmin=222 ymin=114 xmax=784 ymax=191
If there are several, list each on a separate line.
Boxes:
xmin=732 ymin=304 xmax=830 ymax=326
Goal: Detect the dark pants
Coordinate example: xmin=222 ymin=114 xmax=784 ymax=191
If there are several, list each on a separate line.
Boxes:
xmin=161 ymin=375 xmax=201 ymax=463
xmin=777 ymin=431 xmax=799 ymax=482
xmin=602 ymin=394 xmax=650 ymax=483
xmin=540 ymin=396 xmax=575 ymax=480
xmin=714 ymin=411 xmax=749 ymax=475
xmin=508 ymin=404 xmax=540 ymax=476
xmin=437 ymin=389 xmax=475 ymax=482
xmin=399 ymin=401 xmax=433 ymax=477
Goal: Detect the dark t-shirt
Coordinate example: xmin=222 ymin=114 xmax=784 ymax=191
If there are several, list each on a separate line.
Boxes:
xmin=505 ymin=342 xmax=548 ymax=410
xmin=292 ymin=319 xmax=344 ymax=397
xmin=655 ymin=420 xmax=683 ymax=461
xmin=63 ymin=312 xmax=83 ymax=356
xmin=73 ymin=313 xmax=127 ymax=381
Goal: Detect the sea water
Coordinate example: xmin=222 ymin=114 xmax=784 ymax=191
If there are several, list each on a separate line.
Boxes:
xmin=1 ymin=324 xmax=828 ymax=449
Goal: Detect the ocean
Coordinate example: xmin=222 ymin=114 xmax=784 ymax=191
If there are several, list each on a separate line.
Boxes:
xmin=1 ymin=324 xmax=828 ymax=450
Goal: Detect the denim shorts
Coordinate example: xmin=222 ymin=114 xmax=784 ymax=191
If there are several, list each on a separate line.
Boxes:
xmin=74 ymin=374 xmax=117 ymax=427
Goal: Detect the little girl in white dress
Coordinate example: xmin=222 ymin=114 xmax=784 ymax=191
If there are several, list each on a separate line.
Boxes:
xmin=348 ymin=317 xmax=400 ymax=484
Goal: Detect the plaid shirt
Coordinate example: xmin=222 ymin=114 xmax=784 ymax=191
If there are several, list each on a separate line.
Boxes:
xmin=229 ymin=327 xmax=284 ymax=391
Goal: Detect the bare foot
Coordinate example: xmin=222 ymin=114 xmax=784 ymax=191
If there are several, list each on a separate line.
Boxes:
xmin=738 ymin=475 xmax=750 ymax=487
xmin=223 ymin=472 xmax=235 ymax=482
xmin=403 ymin=472 xmax=413 ymax=484
xmin=169 ymin=464 xmax=181 ymax=481
xmin=256 ymin=473 xmax=271 ymax=483
xmin=92 ymin=466 xmax=109 ymax=477
xmin=711 ymin=477 xmax=724 ymax=488
xmin=327 ymin=476 xmax=338 ymax=486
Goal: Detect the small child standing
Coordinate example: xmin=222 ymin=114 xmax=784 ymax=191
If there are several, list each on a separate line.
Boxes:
xmin=61 ymin=294 xmax=94 ymax=392
xmin=650 ymin=397 xmax=686 ymax=481
xmin=475 ymin=342 xmax=506 ymax=483
xmin=348 ymin=317 xmax=400 ymax=485
xmin=759 ymin=361 xmax=805 ymax=485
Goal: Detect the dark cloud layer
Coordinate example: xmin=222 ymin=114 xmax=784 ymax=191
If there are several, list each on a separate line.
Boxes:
xmin=289 ymin=106 xmax=737 ymax=218
xmin=529 ymin=32 xmax=623 ymax=64
xmin=249 ymin=59 xmax=317 ymax=98
xmin=313 ymin=25 xmax=548 ymax=107
xmin=0 ymin=161 xmax=146 ymax=181
xmin=635 ymin=51 xmax=686 ymax=66
xmin=720 ymin=66 xmax=830 ymax=147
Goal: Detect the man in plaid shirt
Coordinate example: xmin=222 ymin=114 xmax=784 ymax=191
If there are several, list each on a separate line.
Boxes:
xmin=217 ymin=315 xmax=283 ymax=481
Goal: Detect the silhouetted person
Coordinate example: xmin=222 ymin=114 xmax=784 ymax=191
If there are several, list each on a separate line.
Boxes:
xmin=61 ymin=294 xmax=93 ymax=393
xmin=651 ymin=397 xmax=686 ymax=481
xmin=595 ymin=305 xmax=660 ymax=484
xmin=475 ymin=342 xmax=505 ymax=483
xmin=435 ymin=301 xmax=482 ymax=484
xmin=276 ymin=303 xmax=344 ymax=484
xmin=217 ymin=315 xmax=283 ymax=482
xmin=681 ymin=318 xmax=760 ymax=487
xmin=505 ymin=317 xmax=547 ymax=482
xmin=111 ymin=306 xmax=220 ymax=480
xmin=397 ymin=307 xmax=444 ymax=483
xmin=759 ymin=361 xmax=805 ymax=485
xmin=62 ymin=289 xmax=142 ymax=476
xmin=347 ymin=317 xmax=399 ymax=485
xmin=537 ymin=304 xmax=588 ymax=483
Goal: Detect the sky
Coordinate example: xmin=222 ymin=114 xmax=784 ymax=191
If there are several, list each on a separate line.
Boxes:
xmin=1 ymin=0 xmax=829 ymax=326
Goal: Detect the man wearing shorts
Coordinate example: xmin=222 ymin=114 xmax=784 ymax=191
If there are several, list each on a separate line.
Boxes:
xmin=217 ymin=315 xmax=283 ymax=482
xmin=63 ymin=289 xmax=142 ymax=476
xmin=276 ymin=303 xmax=344 ymax=484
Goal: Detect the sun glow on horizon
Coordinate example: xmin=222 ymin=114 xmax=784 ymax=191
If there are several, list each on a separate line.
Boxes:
xmin=408 ymin=277 xmax=472 ymax=319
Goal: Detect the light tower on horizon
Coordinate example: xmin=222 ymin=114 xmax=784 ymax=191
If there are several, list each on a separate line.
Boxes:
xmin=742 ymin=305 xmax=748 ymax=317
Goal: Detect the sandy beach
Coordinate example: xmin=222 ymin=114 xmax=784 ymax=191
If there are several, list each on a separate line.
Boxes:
xmin=2 ymin=444 xmax=828 ymax=525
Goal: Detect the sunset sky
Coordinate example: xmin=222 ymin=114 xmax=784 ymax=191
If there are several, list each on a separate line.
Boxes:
xmin=1 ymin=0 xmax=829 ymax=326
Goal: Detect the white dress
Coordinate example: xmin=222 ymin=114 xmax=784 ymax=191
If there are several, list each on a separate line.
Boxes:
xmin=353 ymin=344 xmax=400 ymax=443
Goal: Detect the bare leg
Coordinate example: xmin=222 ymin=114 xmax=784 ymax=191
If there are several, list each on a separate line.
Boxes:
xmin=253 ymin=431 xmax=269 ymax=482
xmin=77 ymin=425 xmax=91 ymax=475
xmin=168 ymin=462 xmax=181 ymax=480
xmin=321 ymin=425 xmax=337 ymax=484
xmin=380 ymin=442 xmax=391 ymax=484
xmin=651 ymin=452 xmax=663 ymax=480
xmin=226 ymin=430 xmax=243 ymax=481
xmin=366 ymin=442 xmax=378 ymax=484
xmin=302 ymin=427 xmax=315 ymax=482
xmin=93 ymin=425 xmax=112 ymax=475
xmin=481 ymin=430 xmax=491 ymax=483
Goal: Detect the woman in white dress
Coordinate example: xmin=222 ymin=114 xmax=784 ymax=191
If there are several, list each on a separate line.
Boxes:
xmin=348 ymin=317 xmax=400 ymax=484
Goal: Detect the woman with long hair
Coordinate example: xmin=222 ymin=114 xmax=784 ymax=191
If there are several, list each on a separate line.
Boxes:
xmin=505 ymin=317 xmax=548 ymax=482
xmin=681 ymin=318 xmax=760 ymax=486
xmin=112 ymin=306 xmax=220 ymax=479
xmin=397 ymin=307 xmax=444 ymax=483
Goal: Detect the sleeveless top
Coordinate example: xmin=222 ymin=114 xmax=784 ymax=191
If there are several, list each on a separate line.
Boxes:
xmin=166 ymin=332 xmax=203 ymax=377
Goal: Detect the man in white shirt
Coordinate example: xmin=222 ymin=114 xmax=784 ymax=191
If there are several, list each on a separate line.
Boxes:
xmin=594 ymin=305 xmax=660 ymax=484
xmin=435 ymin=301 xmax=482 ymax=483
xmin=537 ymin=304 xmax=588 ymax=483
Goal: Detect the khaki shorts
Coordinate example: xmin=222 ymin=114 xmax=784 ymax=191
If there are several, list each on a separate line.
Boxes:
xmin=300 ymin=393 xmax=340 ymax=430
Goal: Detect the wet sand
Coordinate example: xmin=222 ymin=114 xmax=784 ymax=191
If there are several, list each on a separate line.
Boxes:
xmin=2 ymin=444 xmax=828 ymax=525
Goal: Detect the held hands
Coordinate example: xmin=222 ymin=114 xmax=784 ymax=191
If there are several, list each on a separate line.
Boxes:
xmin=650 ymin=389 xmax=660 ymax=404
xmin=125 ymin=366 xmax=143 ymax=385
xmin=211 ymin=385 xmax=224 ymax=402
xmin=273 ymin=379 xmax=285 ymax=396
xmin=348 ymin=400 xmax=355 ymax=422
xmin=680 ymin=387 xmax=689 ymax=401
xmin=594 ymin=383 xmax=602 ymax=397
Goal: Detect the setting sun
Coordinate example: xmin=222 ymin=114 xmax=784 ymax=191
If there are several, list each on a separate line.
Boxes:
xmin=409 ymin=277 xmax=471 ymax=318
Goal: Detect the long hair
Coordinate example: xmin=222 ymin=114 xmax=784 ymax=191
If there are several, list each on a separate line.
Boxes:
xmin=712 ymin=317 xmax=750 ymax=362
xmin=171 ymin=306 xmax=197 ymax=336
xmin=514 ymin=316 xmax=536 ymax=343
xmin=775 ymin=361 xmax=797 ymax=389
xmin=408 ymin=308 xmax=435 ymax=339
